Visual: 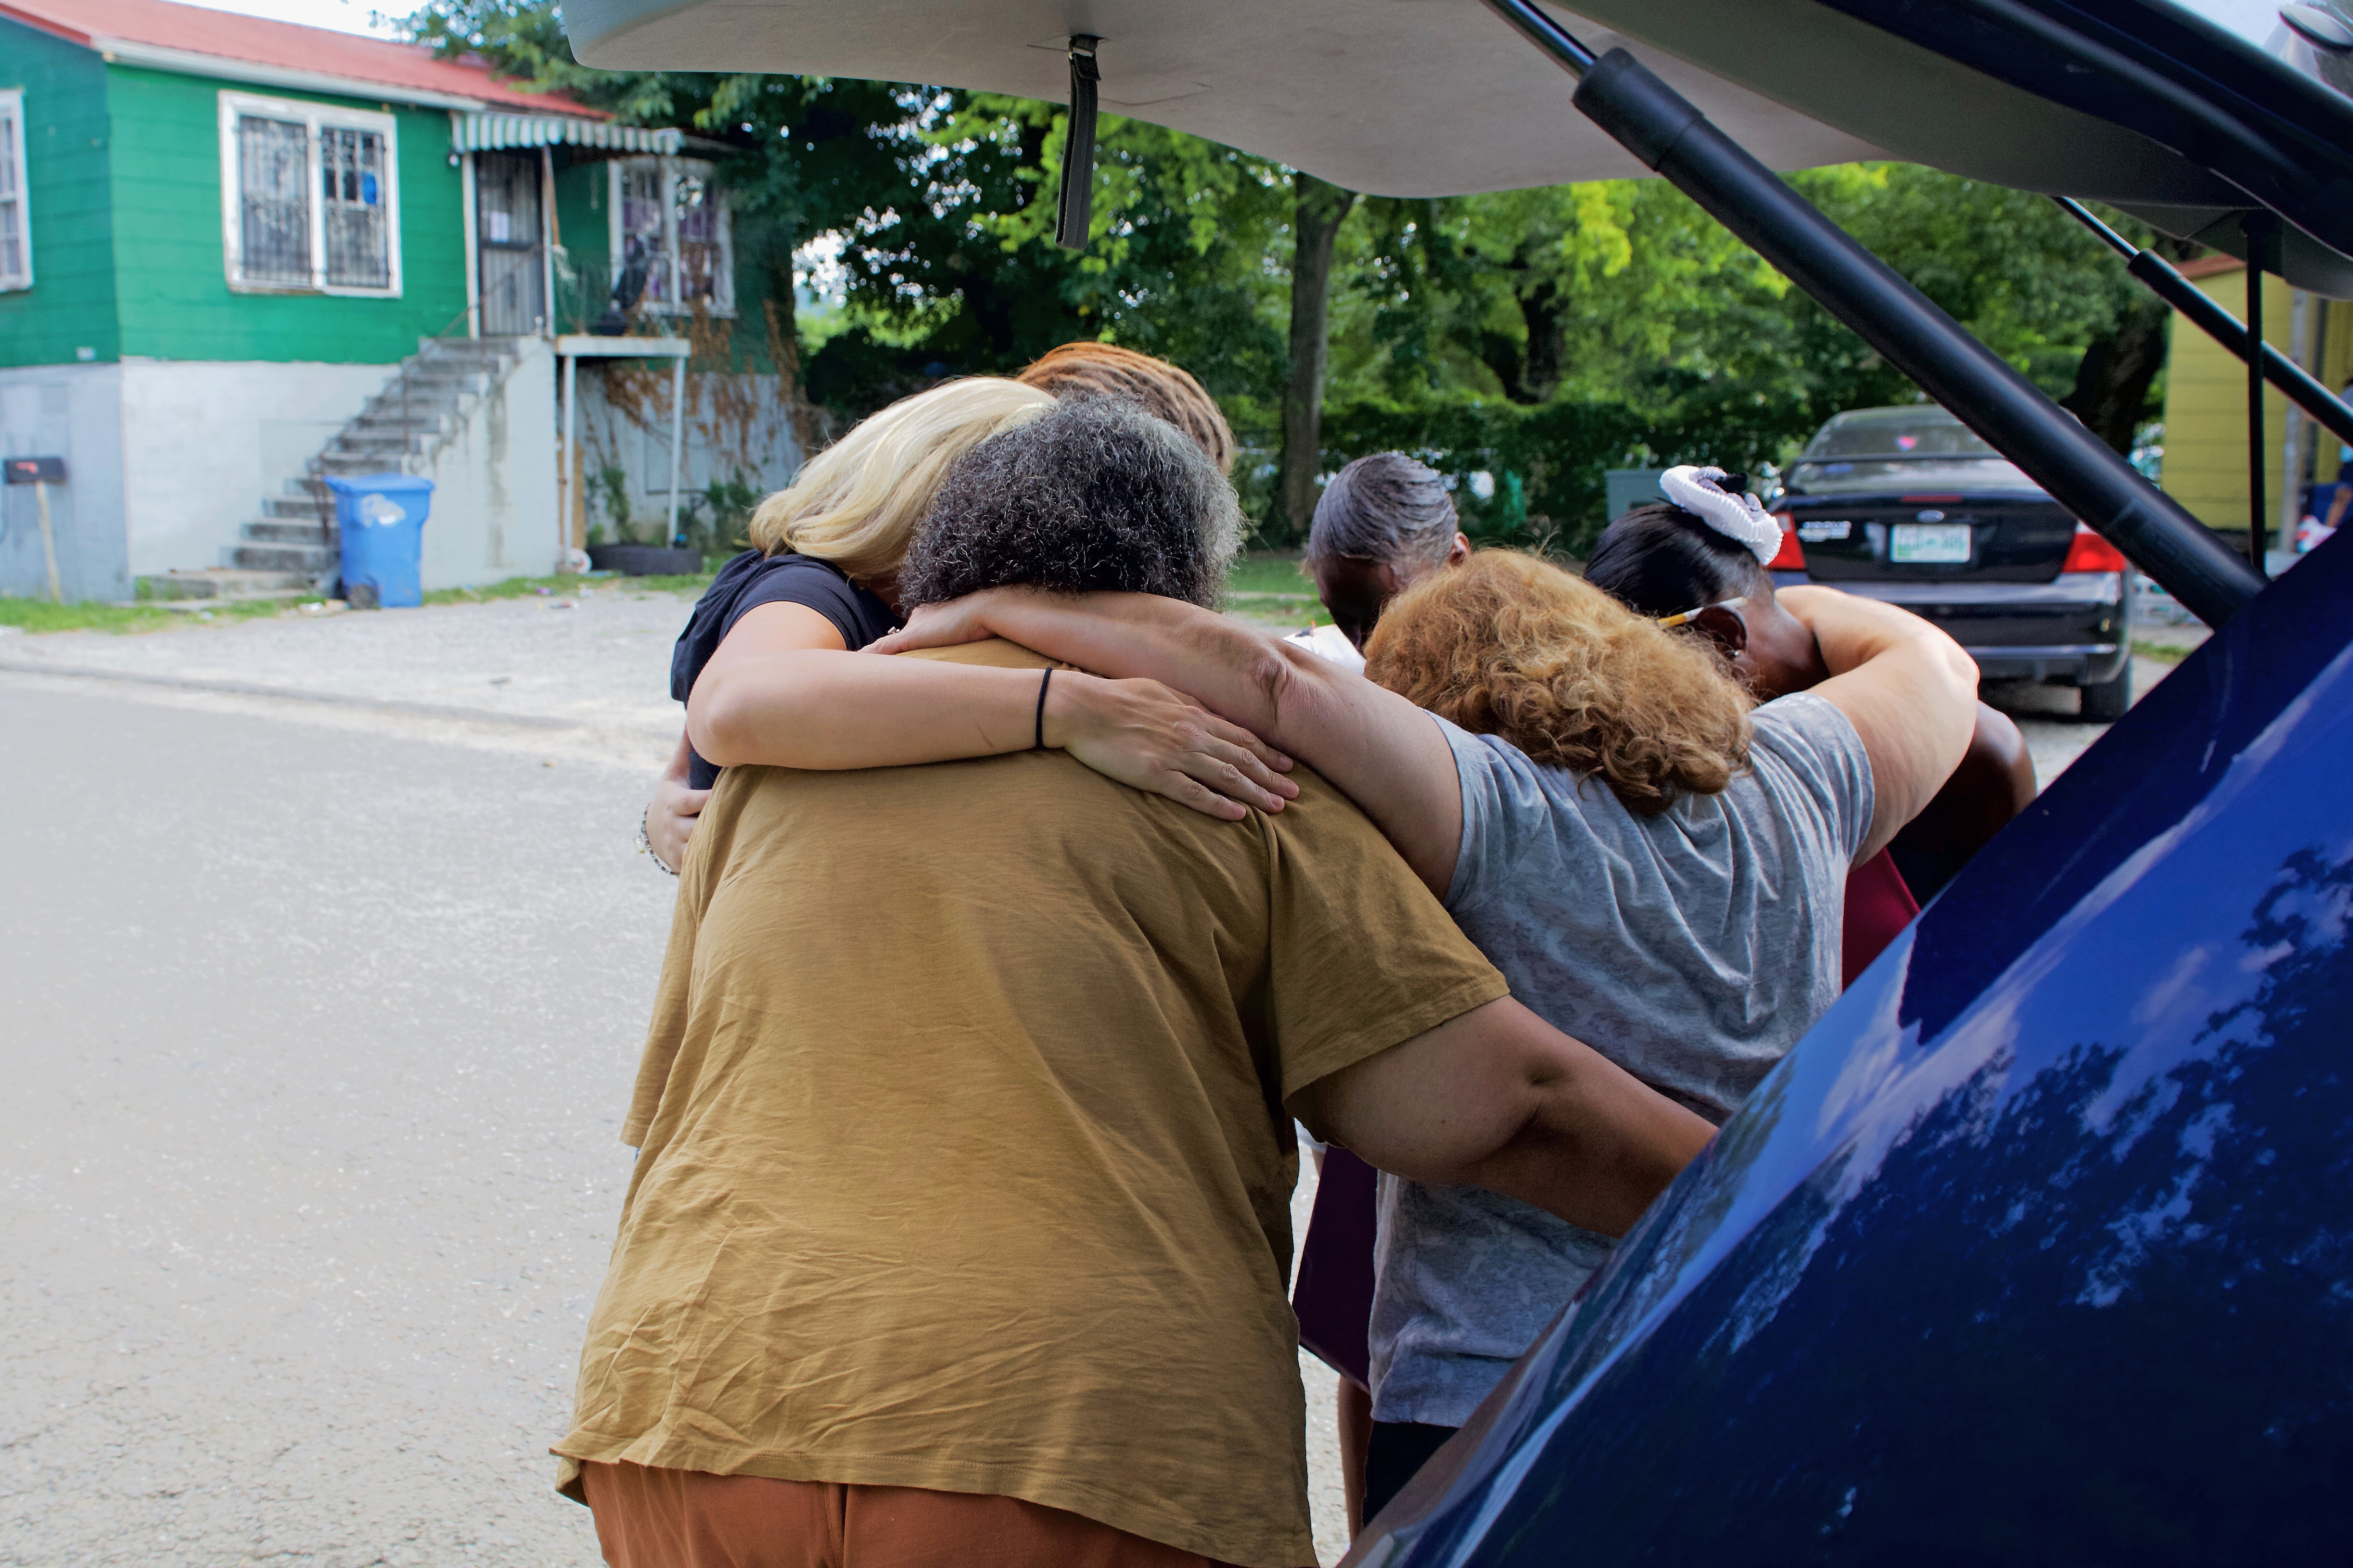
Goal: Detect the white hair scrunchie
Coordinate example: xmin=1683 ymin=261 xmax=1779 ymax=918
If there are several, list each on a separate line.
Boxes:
xmin=1659 ymin=465 xmax=1783 ymax=565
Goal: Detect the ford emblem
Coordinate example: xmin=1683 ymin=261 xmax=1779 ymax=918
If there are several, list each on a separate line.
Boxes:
xmin=1916 ymin=509 xmax=1946 ymax=522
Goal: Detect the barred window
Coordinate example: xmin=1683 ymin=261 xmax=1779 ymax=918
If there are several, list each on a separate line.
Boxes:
xmin=0 ymin=90 xmax=33 ymax=291
xmin=608 ymin=157 xmax=732 ymax=318
xmin=219 ymin=92 xmax=399 ymax=296
xmin=320 ymin=126 xmax=389 ymax=289
xmin=237 ymin=115 xmax=311 ymax=286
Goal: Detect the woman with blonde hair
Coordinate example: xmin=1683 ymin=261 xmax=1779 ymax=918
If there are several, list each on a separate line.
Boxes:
xmin=642 ymin=348 xmax=1252 ymax=869
xmin=639 ymin=376 xmax=1293 ymax=874
xmin=869 ymin=544 xmax=1978 ymax=1527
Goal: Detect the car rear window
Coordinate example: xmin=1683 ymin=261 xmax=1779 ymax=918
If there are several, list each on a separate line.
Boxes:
xmin=1802 ymin=418 xmax=1996 ymax=459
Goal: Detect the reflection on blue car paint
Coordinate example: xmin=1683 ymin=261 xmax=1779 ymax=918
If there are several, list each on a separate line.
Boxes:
xmin=1355 ymin=527 xmax=2353 ymax=1565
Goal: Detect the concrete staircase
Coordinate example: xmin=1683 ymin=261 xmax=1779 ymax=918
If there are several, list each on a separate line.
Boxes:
xmin=140 ymin=338 xmax=529 ymax=604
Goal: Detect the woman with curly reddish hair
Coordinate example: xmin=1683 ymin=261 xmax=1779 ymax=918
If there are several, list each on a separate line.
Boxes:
xmin=1365 ymin=550 xmax=1754 ymax=812
xmin=873 ymin=545 xmax=1978 ymax=1529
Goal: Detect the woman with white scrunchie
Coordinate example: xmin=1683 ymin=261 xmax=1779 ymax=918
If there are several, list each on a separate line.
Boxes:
xmin=1589 ymin=464 xmax=2039 ymax=962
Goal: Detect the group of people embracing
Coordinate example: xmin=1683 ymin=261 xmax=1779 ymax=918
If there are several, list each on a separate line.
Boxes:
xmin=557 ymin=343 xmax=2022 ymax=1568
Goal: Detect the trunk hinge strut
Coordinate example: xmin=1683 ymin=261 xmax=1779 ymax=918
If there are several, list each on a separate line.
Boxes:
xmin=1475 ymin=0 xmax=2264 ymax=626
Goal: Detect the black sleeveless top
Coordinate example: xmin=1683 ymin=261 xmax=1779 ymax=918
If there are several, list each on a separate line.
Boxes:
xmin=669 ymin=550 xmax=898 ymax=789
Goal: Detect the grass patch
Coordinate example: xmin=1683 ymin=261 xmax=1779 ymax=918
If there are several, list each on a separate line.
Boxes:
xmin=423 ymin=571 xmax=716 ymax=606
xmin=1228 ymin=554 xmax=1311 ymax=597
xmin=0 ymin=596 xmax=296 ymax=635
xmin=2132 ymin=638 xmax=2192 ymax=664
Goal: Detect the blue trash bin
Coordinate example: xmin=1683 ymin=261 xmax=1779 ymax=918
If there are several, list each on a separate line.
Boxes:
xmin=323 ymin=473 xmax=434 ymax=608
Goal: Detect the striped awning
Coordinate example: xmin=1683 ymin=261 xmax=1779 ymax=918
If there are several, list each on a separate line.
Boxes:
xmin=450 ymin=112 xmax=682 ymax=156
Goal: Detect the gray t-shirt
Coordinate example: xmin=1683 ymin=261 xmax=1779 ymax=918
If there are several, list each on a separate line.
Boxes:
xmin=1368 ymin=693 xmax=1873 ymax=1427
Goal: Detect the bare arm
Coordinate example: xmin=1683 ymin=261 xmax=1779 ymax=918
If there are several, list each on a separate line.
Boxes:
xmin=873 ymin=589 xmax=1468 ymax=896
xmin=1776 ymin=586 xmax=1979 ymax=863
xmin=642 ymin=728 xmax=710 ymax=873
xmin=1891 ymin=702 xmax=2036 ymax=880
xmin=688 ymin=601 xmax=1298 ymax=822
xmin=1291 ymin=996 xmax=1717 ymax=1237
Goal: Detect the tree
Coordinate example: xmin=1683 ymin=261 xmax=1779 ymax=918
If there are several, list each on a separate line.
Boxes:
xmin=1278 ymin=176 xmax=1361 ymax=539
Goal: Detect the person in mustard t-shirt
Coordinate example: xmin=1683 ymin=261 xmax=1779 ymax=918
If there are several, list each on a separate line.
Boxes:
xmin=555 ymin=397 xmax=1717 ymax=1568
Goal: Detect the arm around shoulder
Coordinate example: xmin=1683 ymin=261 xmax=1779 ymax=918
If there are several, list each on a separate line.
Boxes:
xmin=1291 ymin=996 xmax=1717 ymax=1238
xmin=881 ymin=589 xmax=1469 ymax=895
xmin=1776 ymin=586 xmax=1979 ymax=863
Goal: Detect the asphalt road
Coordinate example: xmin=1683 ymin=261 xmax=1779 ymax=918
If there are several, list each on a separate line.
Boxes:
xmin=0 ymin=668 xmax=1354 ymax=1567
xmin=0 ymin=678 xmax=664 ymax=1568
xmin=0 ymin=600 xmax=2193 ymax=1568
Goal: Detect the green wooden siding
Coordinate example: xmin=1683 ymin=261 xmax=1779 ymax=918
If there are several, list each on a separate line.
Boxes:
xmin=0 ymin=20 xmax=120 ymax=368
xmin=104 ymin=64 xmax=469 ymax=362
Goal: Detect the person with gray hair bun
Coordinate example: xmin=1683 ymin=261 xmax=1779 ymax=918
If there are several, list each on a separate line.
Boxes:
xmin=1299 ymin=454 xmax=1471 ymax=654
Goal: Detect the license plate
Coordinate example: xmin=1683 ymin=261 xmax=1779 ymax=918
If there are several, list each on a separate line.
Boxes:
xmin=1890 ymin=523 xmax=1972 ymax=563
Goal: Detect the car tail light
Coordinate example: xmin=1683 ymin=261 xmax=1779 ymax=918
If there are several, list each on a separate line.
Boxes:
xmin=2062 ymin=524 xmax=2129 ymax=574
xmin=1767 ymin=511 xmax=1806 ymax=571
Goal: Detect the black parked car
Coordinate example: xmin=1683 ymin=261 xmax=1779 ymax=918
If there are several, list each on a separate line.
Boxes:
xmin=1770 ymin=405 xmax=2136 ymax=720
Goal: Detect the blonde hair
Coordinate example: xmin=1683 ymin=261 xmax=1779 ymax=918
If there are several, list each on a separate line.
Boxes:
xmin=747 ymin=378 xmax=1055 ymax=579
xmin=1365 ymin=550 xmax=1754 ymax=816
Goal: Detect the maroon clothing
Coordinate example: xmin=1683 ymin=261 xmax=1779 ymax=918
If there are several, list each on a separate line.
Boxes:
xmin=1293 ymin=1149 xmax=1380 ymax=1390
xmin=1841 ymin=848 xmax=1920 ymax=989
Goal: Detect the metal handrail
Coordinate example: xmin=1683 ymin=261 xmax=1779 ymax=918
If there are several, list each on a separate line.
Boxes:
xmin=314 ymin=305 xmax=491 ymax=553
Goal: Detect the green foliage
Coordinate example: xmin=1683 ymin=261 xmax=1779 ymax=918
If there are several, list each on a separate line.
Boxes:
xmin=399 ymin=0 xmax=2167 ymax=548
xmin=589 ymin=463 xmax=633 ymax=546
xmin=676 ymin=475 xmax=762 ymax=561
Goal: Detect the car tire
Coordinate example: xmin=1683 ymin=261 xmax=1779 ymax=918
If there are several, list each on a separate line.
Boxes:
xmin=2079 ymin=663 xmax=2131 ymax=723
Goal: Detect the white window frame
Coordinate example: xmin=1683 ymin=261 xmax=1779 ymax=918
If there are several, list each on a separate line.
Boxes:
xmin=217 ymin=90 xmax=402 ymax=298
xmin=0 ymin=89 xmax=30 ymax=292
xmin=607 ymin=156 xmax=734 ymax=319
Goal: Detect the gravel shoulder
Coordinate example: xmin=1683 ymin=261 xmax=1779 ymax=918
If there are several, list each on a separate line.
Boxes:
xmin=0 ymin=590 xmax=2207 ymax=795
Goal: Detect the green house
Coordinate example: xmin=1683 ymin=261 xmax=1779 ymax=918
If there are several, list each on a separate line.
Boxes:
xmin=0 ymin=0 xmax=799 ymax=601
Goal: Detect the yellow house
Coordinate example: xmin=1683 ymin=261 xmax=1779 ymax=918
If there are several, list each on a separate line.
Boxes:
xmin=2160 ymin=257 xmax=2353 ymax=549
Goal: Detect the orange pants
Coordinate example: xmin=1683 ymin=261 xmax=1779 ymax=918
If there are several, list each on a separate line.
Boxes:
xmin=580 ymin=1461 xmax=1259 ymax=1568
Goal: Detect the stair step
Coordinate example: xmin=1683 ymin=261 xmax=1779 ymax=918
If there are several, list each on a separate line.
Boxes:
xmin=354 ymin=412 xmax=455 ymax=435
xmin=314 ymin=454 xmax=412 ymax=474
xmin=383 ymin=370 xmax=487 ymax=390
xmin=229 ymin=542 xmax=337 ymax=572
xmin=141 ymin=568 xmax=316 ymax=602
xmin=245 ymin=519 xmax=337 ymax=544
xmin=364 ymin=401 xmax=468 ymax=423
xmin=264 ymin=495 xmax=328 ymax=518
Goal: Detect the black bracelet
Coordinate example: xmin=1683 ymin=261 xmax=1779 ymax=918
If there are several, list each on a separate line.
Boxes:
xmin=1034 ymin=667 xmax=1053 ymax=750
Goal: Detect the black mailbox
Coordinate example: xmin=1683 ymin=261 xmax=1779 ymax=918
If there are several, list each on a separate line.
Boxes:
xmin=4 ymin=456 xmax=66 ymax=484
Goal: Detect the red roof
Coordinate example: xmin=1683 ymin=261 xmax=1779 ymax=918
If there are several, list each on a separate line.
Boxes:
xmin=0 ymin=0 xmax=602 ymax=116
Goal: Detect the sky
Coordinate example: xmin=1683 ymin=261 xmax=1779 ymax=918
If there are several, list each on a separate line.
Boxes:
xmin=181 ymin=0 xmax=406 ymax=38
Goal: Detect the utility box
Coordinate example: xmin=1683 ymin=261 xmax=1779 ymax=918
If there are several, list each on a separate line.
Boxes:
xmin=1603 ymin=467 xmax=1670 ymax=523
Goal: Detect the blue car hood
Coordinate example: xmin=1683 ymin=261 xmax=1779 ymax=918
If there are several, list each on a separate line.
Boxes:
xmin=1355 ymin=525 xmax=2353 ymax=1564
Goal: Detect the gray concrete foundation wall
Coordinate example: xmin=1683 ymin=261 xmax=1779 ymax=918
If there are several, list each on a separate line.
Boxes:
xmin=0 ymin=363 xmax=131 ymax=602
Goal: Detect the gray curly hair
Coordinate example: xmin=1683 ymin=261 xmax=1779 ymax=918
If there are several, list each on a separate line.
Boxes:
xmin=899 ymin=396 xmax=1242 ymax=610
